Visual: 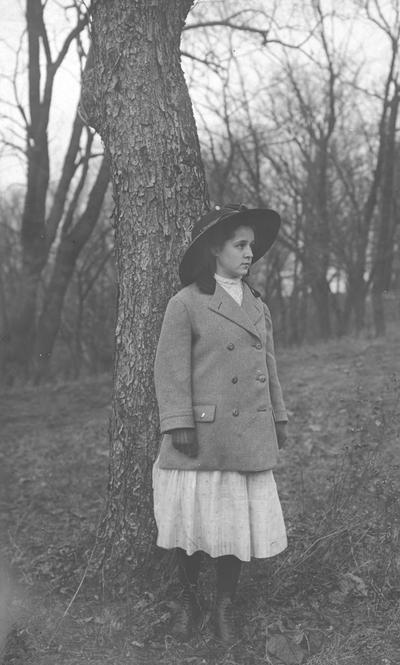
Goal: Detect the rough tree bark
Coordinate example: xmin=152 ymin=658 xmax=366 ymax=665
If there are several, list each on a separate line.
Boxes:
xmin=81 ymin=0 xmax=208 ymax=578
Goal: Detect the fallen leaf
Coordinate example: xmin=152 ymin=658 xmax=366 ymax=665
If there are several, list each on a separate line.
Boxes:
xmin=306 ymin=630 xmax=325 ymax=654
xmin=291 ymin=629 xmax=305 ymax=645
xmin=339 ymin=572 xmax=368 ymax=597
xmin=303 ymin=438 xmax=313 ymax=453
xmin=266 ymin=634 xmax=305 ymax=664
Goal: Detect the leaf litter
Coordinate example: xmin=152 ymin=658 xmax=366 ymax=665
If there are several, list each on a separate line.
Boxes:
xmin=0 ymin=331 xmax=400 ymax=663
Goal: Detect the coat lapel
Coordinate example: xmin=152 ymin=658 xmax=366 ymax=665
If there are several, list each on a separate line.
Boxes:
xmin=242 ymin=282 xmax=264 ymax=328
xmin=208 ymin=282 xmax=262 ymax=340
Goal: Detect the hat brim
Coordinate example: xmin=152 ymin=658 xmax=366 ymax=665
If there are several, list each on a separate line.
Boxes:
xmin=179 ymin=208 xmax=280 ymax=286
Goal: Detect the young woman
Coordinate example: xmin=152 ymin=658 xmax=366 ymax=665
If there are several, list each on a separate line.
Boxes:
xmin=153 ymin=203 xmax=288 ymax=645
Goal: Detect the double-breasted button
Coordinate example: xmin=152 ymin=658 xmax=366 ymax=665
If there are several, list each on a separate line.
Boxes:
xmin=232 ymin=376 xmax=238 ymax=384
xmin=257 ymin=375 xmax=266 ymax=383
xmin=232 ymin=408 xmax=239 ymax=416
xmin=227 ymin=342 xmax=235 ymax=350
xmin=255 ymin=342 xmax=262 ymax=350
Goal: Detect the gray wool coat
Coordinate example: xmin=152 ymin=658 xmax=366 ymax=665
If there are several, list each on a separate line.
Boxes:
xmin=154 ymin=281 xmax=288 ymax=472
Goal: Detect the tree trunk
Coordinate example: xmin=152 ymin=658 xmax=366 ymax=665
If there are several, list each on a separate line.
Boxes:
xmin=371 ymin=86 xmax=399 ymax=336
xmin=303 ymin=144 xmax=333 ymax=341
xmin=73 ymin=277 xmax=84 ymax=380
xmin=45 ymin=110 xmax=85 ymax=249
xmin=311 ymin=275 xmax=332 ymax=340
xmin=82 ymin=0 xmax=208 ymax=579
xmin=346 ymin=269 xmax=368 ymax=335
xmin=371 ymin=289 xmax=385 ymax=336
xmin=33 ymin=157 xmax=110 ymax=383
xmin=0 ymin=2 xmax=88 ymax=384
xmin=10 ymin=0 xmax=51 ymax=371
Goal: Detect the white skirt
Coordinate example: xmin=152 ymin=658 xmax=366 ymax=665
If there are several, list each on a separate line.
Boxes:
xmin=152 ymin=457 xmax=287 ymax=562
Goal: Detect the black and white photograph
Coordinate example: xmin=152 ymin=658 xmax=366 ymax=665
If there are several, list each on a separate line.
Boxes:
xmin=0 ymin=1 xmax=399 ymax=663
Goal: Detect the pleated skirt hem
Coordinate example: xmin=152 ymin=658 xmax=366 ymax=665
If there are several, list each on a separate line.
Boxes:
xmin=152 ymin=458 xmax=287 ymax=562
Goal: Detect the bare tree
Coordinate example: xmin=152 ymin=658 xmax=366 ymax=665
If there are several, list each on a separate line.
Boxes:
xmin=33 ymin=154 xmax=110 ymax=383
xmin=81 ymin=0 xmax=208 ymax=573
xmin=0 ymin=2 xmax=113 ymax=383
xmin=11 ymin=1 xmax=87 ymax=360
xmin=56 ymin=214 xmax=115 ymax=380
xmin=194 ymin=1 xmax=400 ymax=342
xmin=365 ymin=0 xmax=400 ymax=335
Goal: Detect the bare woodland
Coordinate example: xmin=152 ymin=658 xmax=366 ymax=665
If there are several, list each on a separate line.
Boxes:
xmin=0 ymin=4 xmax=400 ymax=663
xmin=0 ymin=0 xmax=399 ymax=564
xmin=0 ymin=1 xmax=399 ymax=389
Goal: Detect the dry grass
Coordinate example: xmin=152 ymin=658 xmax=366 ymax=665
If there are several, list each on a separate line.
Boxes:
xmin=1 ymin=327 xmax=400 ymax=664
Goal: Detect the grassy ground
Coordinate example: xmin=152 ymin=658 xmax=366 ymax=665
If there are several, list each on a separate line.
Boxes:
xmin=1 ymin=328 xmax=399 ymax=664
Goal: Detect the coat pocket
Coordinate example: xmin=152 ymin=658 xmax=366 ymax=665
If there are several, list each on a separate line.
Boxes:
xmin=193 ymin=404 xmax=216 ymax=422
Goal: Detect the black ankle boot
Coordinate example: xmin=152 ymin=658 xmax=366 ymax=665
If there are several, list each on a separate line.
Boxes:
xmin=170 ymin=585 xmax=201 ymax=641
xmin=215 ymin=592 xmax=236 ymax=646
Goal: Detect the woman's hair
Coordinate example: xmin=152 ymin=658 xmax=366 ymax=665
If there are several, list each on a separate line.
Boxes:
xmin=192 ymin=219 xmax=257 ymax=294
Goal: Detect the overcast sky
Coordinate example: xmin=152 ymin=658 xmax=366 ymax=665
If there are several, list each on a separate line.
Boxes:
xmin=0 ymin=0 xmax=395 ymax=191
xmin=0 ymin=0 xmax=82 ymax=190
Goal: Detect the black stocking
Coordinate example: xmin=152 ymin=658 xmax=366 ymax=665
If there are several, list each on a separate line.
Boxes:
xmin=216 ymin=555 xmax=242 ymax=598
xmin=176 ymin=548 xmax=202 ymax=588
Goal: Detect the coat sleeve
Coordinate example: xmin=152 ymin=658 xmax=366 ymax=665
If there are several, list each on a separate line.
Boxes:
xmin=154 ymin=295 xmax=195 ymax=433
xmin=263 ymin=303 xmax=288 ymax=422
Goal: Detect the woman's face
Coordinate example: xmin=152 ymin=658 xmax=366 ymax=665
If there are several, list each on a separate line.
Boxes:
xmin=213 ymin=225 xmax=255 ymax=279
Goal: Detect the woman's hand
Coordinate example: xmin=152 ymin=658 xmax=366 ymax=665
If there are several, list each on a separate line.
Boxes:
xmin=170 ymin=428 xmax=199 ymax=458
xmin=275 ymin=421 xmax=288 ymax=449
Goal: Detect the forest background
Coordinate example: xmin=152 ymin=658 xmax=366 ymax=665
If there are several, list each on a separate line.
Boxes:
xmin=0 ymin=1 xmax=400 ymax=664
xmin=1 ymin=0 xmax=399 ymax=386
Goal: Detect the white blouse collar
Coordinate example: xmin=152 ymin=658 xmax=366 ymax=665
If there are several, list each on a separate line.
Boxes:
xmin=214 ymin=273 xmax=243 ymax=286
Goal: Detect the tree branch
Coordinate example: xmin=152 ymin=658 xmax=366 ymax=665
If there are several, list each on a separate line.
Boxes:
xmin=39 ymin=4 xmax=52 ymax=64
xmin=184 ymin=17 xmax=316 ymax=51
xmin=45 ymin=109 xmax=85 ymax=249
xmin=53 ymin=14 xmax=88 ymax=71
xmin=61 ymin=129 xmax=94 ymax=236
xmin=184 ymin=10 xmax=264 ymax=30
xmin=81 ymin=247 xmax=114 ymax=302
xmin=0 ymin=137 xmax=27 ymax=157
xmin=26 ymin=0 xmax=42 ymax=133
xmin=180 ymin=50 xmax=224 ymax=72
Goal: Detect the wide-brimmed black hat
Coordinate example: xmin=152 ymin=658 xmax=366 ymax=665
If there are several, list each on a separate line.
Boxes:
xmin=179 ymin=203 xmax=281 ymax=286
